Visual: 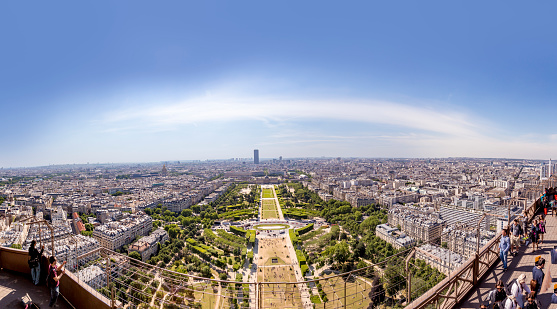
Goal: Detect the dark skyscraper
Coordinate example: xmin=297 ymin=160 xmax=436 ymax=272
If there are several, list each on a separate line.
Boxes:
xmin=254 ymin=149 xmax=259 ymax=164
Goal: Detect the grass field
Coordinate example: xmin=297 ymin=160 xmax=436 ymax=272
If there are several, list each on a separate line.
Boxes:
xmin=253 ymin=223 xmax=289 ymax=230
xmin=192 ymin=283 xmax=217 ymax=309
xmin=262 ymin=188 xmax=275 ymax=199
xmin=319 ymin=276 xmax=372 ymax=309
xmin=261 ymin=199 xmax=280 ymax=219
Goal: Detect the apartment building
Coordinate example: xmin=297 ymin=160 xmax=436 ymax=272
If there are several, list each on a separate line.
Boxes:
xmin=388 ymin=205 xmax=444 ymax=244
xmin=375 ymin=223 xmax=415 ymax=249
xmin=128 ymin=228 xmax=169 ymax=261
xmin=415 ymin=244 xmax=464 ymax=275
xmin=93 ymin=212 xmax=152 ymax=251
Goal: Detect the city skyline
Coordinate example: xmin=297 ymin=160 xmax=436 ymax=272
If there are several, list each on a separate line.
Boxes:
xmin=2 ymin=2 xmax=557 ymax=167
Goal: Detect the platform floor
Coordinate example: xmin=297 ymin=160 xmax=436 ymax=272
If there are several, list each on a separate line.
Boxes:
xmin=0 ymin=269 xmax=73 ymax=309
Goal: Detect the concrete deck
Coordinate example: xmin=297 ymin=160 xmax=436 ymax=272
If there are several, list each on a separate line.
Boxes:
xmin=0 ymin=269 xmax=73 ymax=308
xmin=461 ymin=212 xmax=557 ymax=308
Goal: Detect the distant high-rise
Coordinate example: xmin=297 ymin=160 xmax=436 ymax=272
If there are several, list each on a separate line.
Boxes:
xmin=254 ymin=149 xmax=259 ymax=164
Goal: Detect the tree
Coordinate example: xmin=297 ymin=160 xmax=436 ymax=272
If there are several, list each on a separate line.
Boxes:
xmin=10 ymin=243 xmax=22 ymax=249
xmin=201 ymin=266 xmax=211 ymax=278
xmin=332 ymin=241 xmax=350 ymax=265
xmin=219 ymin=272 xmax=228 ymax=281
xmin=181 ymin=209 xmax=193 ymax=217
xmin=383 ymin=264 xmax=406 ymax=297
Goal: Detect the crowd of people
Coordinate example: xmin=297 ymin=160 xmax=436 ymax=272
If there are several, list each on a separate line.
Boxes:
xmin=485 ymin=212 xmax=556 ymax=309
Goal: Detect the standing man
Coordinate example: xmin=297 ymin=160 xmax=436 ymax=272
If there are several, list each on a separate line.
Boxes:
xmin=47 ymin=256 xmax=66 ymax=307
xmin=532 ymin=256 xmax=545 ymax=295
xmin=500 ymin=229 xmax=510 ymax=271
xmin=28 ymin=240 xmax=44 ymax=285
xmin=510 ymin=220 xmax=522 ymax=256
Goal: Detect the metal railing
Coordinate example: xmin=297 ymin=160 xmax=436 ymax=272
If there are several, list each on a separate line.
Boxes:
xmin=76 ymin=247 xmax=410 ymax=309
xmin=406 ymin=194 xmax=544 ymax=309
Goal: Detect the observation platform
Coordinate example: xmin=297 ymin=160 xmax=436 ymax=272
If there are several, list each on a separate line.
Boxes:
xmin=460 ymin=212 xmax=557 ymax=308
xmin=0 ymin=268 xmax=73 ymax=308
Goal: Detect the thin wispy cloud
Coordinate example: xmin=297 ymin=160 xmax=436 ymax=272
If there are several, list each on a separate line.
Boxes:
xmin=101 ymin=95 xmax=484 ymax=138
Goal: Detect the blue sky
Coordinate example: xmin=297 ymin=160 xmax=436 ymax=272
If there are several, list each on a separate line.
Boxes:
xmin=1 ymin=1 xmax=557 ymax=167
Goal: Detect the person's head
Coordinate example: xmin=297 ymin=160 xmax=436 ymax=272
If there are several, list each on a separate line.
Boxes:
xmin=527 ymin=291 xmax=536 ymax=303
xmin=502 ymin=230 xmax=507 ymax=236
xmin=479 ymin=303 xmax=488 ymax=309
xmin=531 ymin=279 xmax=537 ymax=291
xmin=534 ymin=219 xmax=538 ymax=224
xmin=496 ymin=280 xmax=504 ymax=290
xmin=49 ymin=255 xmax=56 ymax=265
xmin=537 ymin=257 xmax=545 ymax=268
xmin=518 ymin=274 xmax=526 ymax=285
xmin=30 ymin=240 xmax=36 ymax=248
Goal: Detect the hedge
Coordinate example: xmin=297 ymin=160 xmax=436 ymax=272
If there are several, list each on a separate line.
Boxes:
xmin=289 ymin=229 xmax=299 ymax=245
xmin=301 ymin=264 xmax=309 ymax=276
xmin=230 ymin=226 xmax=247 ymax=237
xmin=246 ymin=230 xmax=256 ymax=244
xmin=295 ymin=223 xmax=314 ymax=235
xmin=296 ymin=250 xmax=306 ymax=265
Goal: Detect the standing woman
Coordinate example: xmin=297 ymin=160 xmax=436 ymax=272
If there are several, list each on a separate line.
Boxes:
xmin=531 ymin=219 xmax=540 ymax=252
xmin=28 ymin=240 xmax=44 ymax=285
xmin=538 ymin=216 xmax=546 ymax=245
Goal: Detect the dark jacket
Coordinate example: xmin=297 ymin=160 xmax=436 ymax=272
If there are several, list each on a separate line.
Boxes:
xmin=28 ymin=246 xmax=43 ymax=267
xmin=532 ymin=266 xmax=544 ymax=293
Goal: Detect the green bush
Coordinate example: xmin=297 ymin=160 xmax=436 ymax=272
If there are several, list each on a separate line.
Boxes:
xmin=230 ymin=226 xmax=247 ymax=237
xmin=296 ymin=223 xmax=314 ymax=235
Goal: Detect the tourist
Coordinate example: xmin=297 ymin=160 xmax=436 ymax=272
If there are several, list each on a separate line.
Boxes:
xmin=532 ymin=256 xmax=545 ymax=295
xmin=501 ymin=295 xmax=518 ymax=309
xmin=510 ymin=219 xmax=522 ymax=256
xmin=538 ymin=216 xmax=546 ymax=244
xmin=510 ymin=274 xmax=531 ymax=308
xmin=47 ymin=256 xmax=66 ymax=307
xmin=490 ymin=280 xmax=508 ymax=309
xmin=28 ymin=240 xmax=44 ymax=285
xmin=530 ymin=279 xmax=538 ymax=299
xmin=499 ymin=230 xmax=510 ymax=271
xmin=530 ymin=219 xmax=540 ymax=252
xmin=524 ymin=292 xmax=539 ymax=309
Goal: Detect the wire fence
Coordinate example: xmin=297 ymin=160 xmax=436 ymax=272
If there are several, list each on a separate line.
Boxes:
xmin=50 ymin=184 xmax=551 ymax=309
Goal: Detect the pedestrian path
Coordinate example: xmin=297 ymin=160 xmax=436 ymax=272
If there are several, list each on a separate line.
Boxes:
xmin=460 ymin=213 xmax=557 ymax=308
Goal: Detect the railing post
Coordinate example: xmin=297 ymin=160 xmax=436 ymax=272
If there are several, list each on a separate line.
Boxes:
xmin=473 ymin=253 xmax=479 ymax=286
xmin=257 ymin=282 xmax=261 ymax=309
xmin=405 ymin=249 xmax=414 ymax=304
xmin=111 ymin=285 xmax=115 ymax=309
xmin=344 ymin=277 xmax=347 ymax=309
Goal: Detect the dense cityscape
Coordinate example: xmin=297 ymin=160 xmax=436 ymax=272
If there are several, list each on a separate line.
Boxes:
xmin=0 ymin=153 xmax=553 ymax=308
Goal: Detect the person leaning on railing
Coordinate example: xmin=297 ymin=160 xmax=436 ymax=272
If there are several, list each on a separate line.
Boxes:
xmin=28 ymin=240 xmax=44 ymax=285
xmin=47 ymin=256 xmax=66 ymax=308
